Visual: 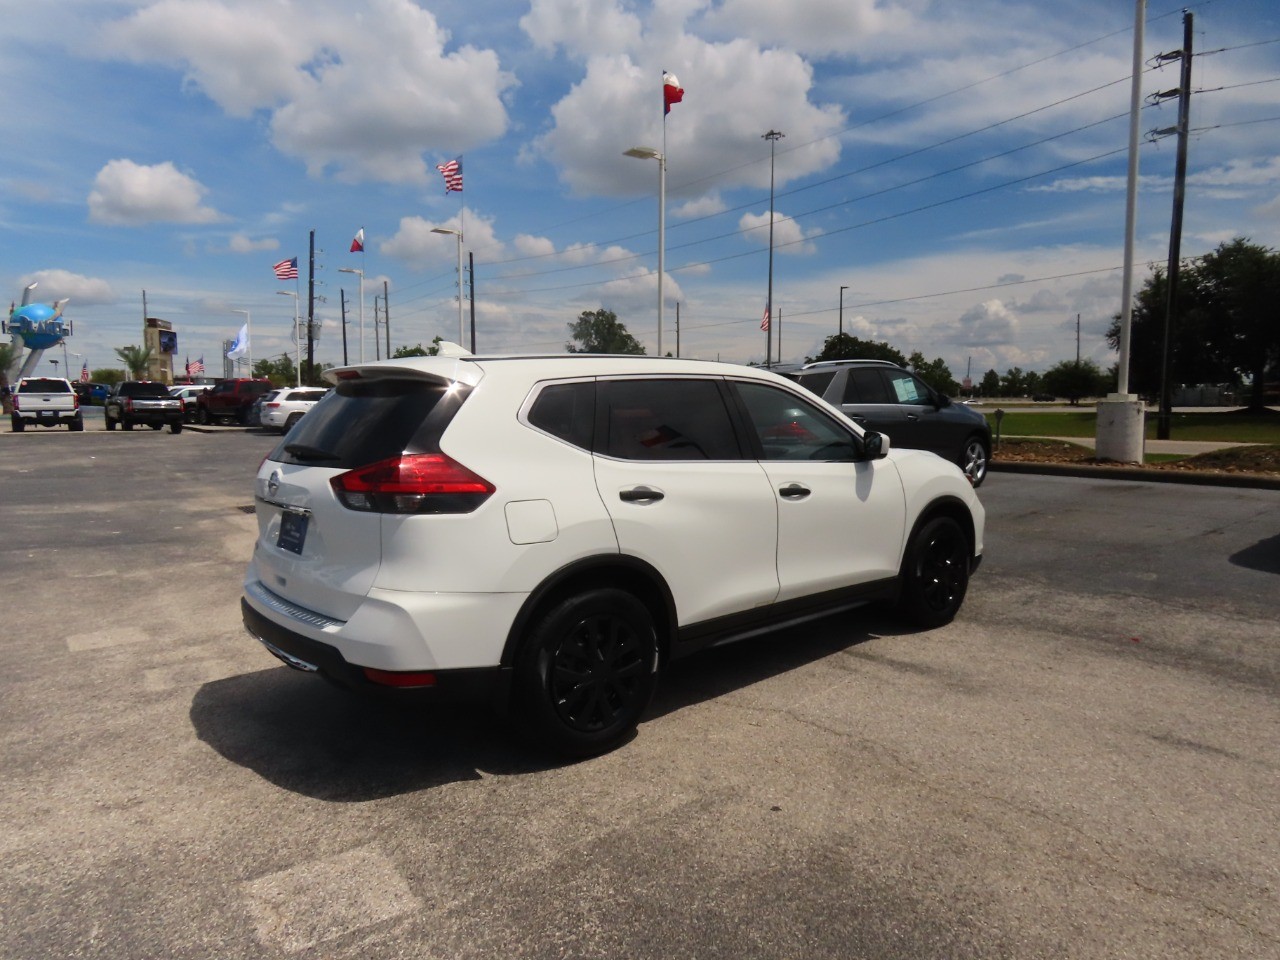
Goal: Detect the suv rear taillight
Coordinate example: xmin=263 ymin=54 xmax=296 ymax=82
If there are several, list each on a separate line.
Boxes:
xmin=330 ymin=453 xmax=495 ymax=514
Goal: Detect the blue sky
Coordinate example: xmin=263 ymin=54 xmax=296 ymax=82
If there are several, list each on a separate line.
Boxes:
xmin=3 ymin=0 xmax=1278 ymax=381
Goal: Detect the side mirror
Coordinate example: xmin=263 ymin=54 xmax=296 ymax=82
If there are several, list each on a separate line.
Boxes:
xmin=861 ymin=431 xmax=889 ymax=460
xmin=935 ymin=393 xmax=952 ymax=408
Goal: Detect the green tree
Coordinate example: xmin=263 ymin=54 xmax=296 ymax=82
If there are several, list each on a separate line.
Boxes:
xmin=907 ymin=352 xmax=959 ymax=395
xmin=91 ymin=368 xmax=125 ymax=387
xmin=567 ymin=309 xmax=645 ymax=354
xmin=807 ymin=334 xmax=907 ymax=365
xmin=979 ymin=369 xmax=1001 ymax=397
xmin=253 ymin=355 xmax=297 ymax=386
xmin=392 ymin=337 xmax=444 ymax=358
xmin=1000 ymin=367 xmax=1027 ymax=397
xmin=1041 ymin=359 xmax=1108 ymax=405
xmin=1108 ymin=238 xmax=1279 ymax=408
xmin=114 ymin=345 xmax=152 ymax=379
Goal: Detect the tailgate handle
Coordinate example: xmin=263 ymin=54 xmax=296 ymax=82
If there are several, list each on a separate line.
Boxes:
xmin=619 ymin=486 xmax=664 ymax=504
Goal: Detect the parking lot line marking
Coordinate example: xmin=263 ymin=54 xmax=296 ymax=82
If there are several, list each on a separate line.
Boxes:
xmin=243 ymin=845 xmax=422 ymax=953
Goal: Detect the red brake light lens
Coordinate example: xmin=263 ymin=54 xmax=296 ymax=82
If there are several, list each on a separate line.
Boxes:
xmin=331 ymin=453 xmax=495 ymax=514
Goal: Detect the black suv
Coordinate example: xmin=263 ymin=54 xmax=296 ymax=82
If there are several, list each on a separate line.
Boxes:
xmin=104 ymin=381 xmax=185 ymax=433
xmin=780 ymin=360 xmax=992 ymax=486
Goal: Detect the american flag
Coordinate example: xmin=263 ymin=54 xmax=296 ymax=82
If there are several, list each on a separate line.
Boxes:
xmin=188 ymin=355 xmax=206 ymax=377
xmin=760 ymin=305 xmax=770 ymax=331
xmin=80 ymin=361 xmax=90 ymax=382
xmin=436 ymin=157 xmax=463 ymax=192
xmin=273 ymin=257 xmax=299 ymax=280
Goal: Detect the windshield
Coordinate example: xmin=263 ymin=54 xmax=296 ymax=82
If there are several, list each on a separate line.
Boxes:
xmin=269 ymin=378 xmax=469 ymax=469
xmin=120 ymin=382 xmax=174 ymax=398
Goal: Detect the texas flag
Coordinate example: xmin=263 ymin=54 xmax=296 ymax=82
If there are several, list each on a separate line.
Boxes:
xmin=663 ymin=72 xmax=684 ymax=115
xmin=350 ymin=228 xmax=364 ymax=253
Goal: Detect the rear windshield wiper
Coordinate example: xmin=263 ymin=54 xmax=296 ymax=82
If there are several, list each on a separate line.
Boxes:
xmin=284 ymin=443 xmax=340 ymax=462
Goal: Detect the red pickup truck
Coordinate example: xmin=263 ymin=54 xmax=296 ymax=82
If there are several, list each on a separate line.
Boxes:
xmin=196 ymin=378 xmax=274 ymax=425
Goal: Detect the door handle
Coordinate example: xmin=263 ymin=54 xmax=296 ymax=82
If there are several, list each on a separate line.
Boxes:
xmin=905 ymin=414 xmax=919 ymax=421
xmin=619 ymin=486 xmax=664 ymax=504
xmin=778 ymin=483 xmax=811 ymax=500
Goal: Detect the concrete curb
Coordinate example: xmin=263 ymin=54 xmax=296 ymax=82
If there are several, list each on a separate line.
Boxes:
xmin=990 ymin=460 xmax=1280 ymax=491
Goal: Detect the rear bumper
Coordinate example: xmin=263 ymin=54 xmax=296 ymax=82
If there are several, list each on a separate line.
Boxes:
xmin=241 ymin=597 xmax=512 ymax=706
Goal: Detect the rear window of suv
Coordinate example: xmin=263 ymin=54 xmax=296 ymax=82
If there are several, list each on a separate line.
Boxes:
xmin=120 ymin=382 xmax=173 ymax=398
xmin=269 ymin=378 xmax=469 ymax=469
xmin=18 ymin=379 xmax=70 ymax=392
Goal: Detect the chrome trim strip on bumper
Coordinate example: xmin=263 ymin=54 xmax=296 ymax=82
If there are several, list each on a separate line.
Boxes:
xmin=257 ymin=638 xmax=320 ymax=672
xmin=245 ymin=579 xmax=346 ymax=631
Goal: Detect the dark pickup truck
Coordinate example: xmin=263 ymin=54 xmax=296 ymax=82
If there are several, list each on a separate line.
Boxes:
xmin=104 ymin=381 xmax=185 ymax=433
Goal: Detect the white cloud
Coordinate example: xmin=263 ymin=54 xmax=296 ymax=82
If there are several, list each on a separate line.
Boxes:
xmin=103 ymin=0 xmax=514 ymax=184
xmin=18 ymin=269 xmax=115 ymax=306
xmin=87 ymin=159 xmax=222 ymax=225
xmin=514 ymin=234 xmax=557 ymax=258
xmin=952 ymin=299 xmax=1021 ymax=347
xmin=380 ymin=209 xmax=504 ymax=266
xmin=699 ymin=0 xmax=917 ymax=57
xmin=520 ymin=0 xmax=642 ymax=58
xmin=530 ymin=32 xmax=844 ymax=199
xmin=738 ymin=210 xmax=821 ymax=255
xmin=227 ymin=234 xmax=280 ymax=253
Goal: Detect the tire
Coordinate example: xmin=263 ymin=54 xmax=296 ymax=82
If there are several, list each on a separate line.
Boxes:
xmin=69 ymin=416 xmax=84 ymax=432
xmin=122 ymin=418 xmax=134 ymax=431
xmin=150 ymin=423 xmax=163 ymax=431
xmin=959 ymin=435 xmax=991 ymax=488
xmin=198 ymin=407 xmax=210 ymax=425
xmin=284 ymin=412 xmax=303 ymax=432
xmin=515 ymin=588 xmax=659 ymax=758
xmin=105 ymin=412 xmax=117 ymax=430
xmin=11 ymin=416 xmax=24 ymax=433
xmin=897 ymin=515 xmax=970 ymax=629
xmin=170 ymin=422 xmax=183 ymax=434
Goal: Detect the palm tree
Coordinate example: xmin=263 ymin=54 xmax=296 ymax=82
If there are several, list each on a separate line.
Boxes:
xmin=114 ymin=345 xmax=153 ymax=379
xmin=0 ymin=341 xmax=21 ymax=413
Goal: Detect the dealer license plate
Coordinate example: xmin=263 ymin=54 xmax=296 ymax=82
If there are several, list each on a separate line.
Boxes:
xmin=277 ymin=510 xmax=308 ymax=555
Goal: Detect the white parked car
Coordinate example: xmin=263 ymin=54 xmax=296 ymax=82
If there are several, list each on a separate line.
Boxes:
xmin=259 ymin=387 xmax=330 ymax=433
xmin=170 ymin=384 xmax=212 ymax=421
xmin=241 ymin=354 xmax=985 ymax=756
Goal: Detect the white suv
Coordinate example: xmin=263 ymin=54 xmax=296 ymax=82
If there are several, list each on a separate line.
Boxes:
xmin=259 ymin=387 xmax=330 ymax=433
xmin=241 ymin=353 xmax=984 ymax=756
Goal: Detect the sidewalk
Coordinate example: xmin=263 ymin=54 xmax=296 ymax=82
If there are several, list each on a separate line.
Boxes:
xmin=1004 ymin=435 xmax=1256 ymax=456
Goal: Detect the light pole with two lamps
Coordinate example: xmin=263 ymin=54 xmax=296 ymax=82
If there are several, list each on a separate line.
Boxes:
xmin=431 ymin=227 xmax=465 ymax=345
xmin=623 ymin=146 xmax=666 ymax=357
xmin=337 ymin=268 xmax=365 ymax=363
xmin=276 ymin=290 xmax=301 ymax=386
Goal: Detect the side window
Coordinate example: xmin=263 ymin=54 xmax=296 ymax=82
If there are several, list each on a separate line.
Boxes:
xmin=843 ymin=368 xmax=893 ymax=404
xmin=527 ymin=381 xmax=595 ymax=451
xmin=794 ymin=370 xmax=837 ymax=398
xmin=883 ymin=371 xmax=929 ymax=405
xmin=598 ymin=379 xmax=741 ymax=461
xmin=735 ymin=382 xmax=859 ymax=462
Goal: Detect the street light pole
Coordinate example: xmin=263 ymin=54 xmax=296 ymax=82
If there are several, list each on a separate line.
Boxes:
xmin=763 ymin=130 xmax=784 ymax=368
xmin=839 ymin=285 xmax=848 ymax=340
xmin=431 ymin=227 xmax=465 ymax=345
xmin=277 ymin=290 xmax=301 ymax=386
xmin=624 ymin=146 xmax=666 ymax=357
xmin=337 ymin=268 xmax=364 ymax=363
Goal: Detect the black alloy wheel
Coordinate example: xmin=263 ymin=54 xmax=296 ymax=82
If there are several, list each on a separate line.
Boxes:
xmin=517 ymin=588 xmax=658 ymax=757
xmin=898 ymin=516 xmax=970 ymax=628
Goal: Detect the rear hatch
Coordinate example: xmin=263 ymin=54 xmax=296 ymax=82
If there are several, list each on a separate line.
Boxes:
xmin=250 ymin=363 xmax=480 ymax=621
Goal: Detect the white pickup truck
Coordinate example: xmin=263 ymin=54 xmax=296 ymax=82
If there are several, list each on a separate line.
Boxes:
xmin=10 ymin=377 xmax=84 ymax=432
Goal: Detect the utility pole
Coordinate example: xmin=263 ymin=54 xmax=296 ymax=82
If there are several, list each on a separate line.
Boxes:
xmin=1076 ymin=313 xmax=1081 ymax=364
xmin=468 ymin=252 xmax=476 ymax=354
xmin=763 ymin=129 xmax=784 ymax=368
xmin=675 ymin=301 xmax=680 ymax=358
xmin=372 ymin=295 xmax=382 ymax=361
xmin=383 ymin=279 xmax=391 ymax=358
xmin=306 ymin=229 xmax=316 ymax=383
xmin=340 ymin=289 xmax=348 ymax=367
xmin=1153 ymin=10 xmax=1194 ymax=440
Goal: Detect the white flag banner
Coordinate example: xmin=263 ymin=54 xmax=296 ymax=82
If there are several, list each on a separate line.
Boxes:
xmin=226 ymin=323 xmax=249 ymax=360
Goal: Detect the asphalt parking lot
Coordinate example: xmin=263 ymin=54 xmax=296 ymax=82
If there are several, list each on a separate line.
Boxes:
xmin=1 ymin=426 xmax=1277 ymax=959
